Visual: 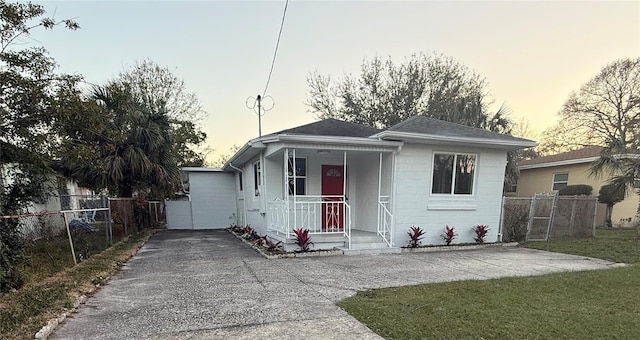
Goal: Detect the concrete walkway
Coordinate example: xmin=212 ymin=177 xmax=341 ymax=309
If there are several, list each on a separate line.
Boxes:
xmin=51 ymin=230 xmax=617 ymax=340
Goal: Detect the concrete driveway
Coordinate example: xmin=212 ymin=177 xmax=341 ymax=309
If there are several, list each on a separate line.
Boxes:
xmin=51 ymin=230 xmax=617 ymax=340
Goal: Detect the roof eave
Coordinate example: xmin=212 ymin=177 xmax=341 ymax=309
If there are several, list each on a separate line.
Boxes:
xmin=277 ymin=134 xmax=403 ymax=147
xmin=519 ymin=153 xmax=640 ymax=170
xmin=373 ymin=131 xmax=537 ymax=149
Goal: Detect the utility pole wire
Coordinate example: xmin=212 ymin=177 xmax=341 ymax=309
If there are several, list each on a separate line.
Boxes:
xmin=262 ymin=0 xmax=289 ymax=97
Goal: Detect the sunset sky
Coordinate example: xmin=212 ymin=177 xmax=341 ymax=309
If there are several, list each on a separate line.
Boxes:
xmin=31 ymin=1 xmax=640 ymax=162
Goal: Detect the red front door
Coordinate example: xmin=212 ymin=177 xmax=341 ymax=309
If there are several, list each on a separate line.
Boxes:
xmin=321 ymin=165 xmax=344 ymax=231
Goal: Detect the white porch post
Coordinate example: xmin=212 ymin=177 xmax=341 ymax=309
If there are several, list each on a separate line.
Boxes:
xmin=284 ymin=148 xmax=289 ymax=235
xmin=377 ymin=152 xmax=382 ymax=236
xmin=343 ymin=151 xmax=347 ymax=200
xmin=293 ymin=148 xmax=297 ymax=231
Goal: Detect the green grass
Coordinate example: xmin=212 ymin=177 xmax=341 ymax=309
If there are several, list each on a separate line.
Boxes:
xmin=0 ymin=230 xmax=152 ymax=340
xmin=527 ymin=228 xmax=640 ymax=264
xmin=339 ymin=228 xmax=640 ymax=340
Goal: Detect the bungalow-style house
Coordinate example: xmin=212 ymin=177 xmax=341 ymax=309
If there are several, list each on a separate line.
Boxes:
xmin=516 ymin=146 xmax=639 ymax=227
xmin=179 ymin=116 xmax=533 ymax=252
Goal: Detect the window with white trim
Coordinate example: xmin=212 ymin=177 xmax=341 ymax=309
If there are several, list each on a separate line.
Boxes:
xmin=552 ymin=173 xmax=568 ymax=191
xmin=253 ymin=161 xmax=261 ymax=196
xmin=288 ymin=157 xmax=306 ymax=195
xmin=432 ymin=153 xmax=476 ymax=195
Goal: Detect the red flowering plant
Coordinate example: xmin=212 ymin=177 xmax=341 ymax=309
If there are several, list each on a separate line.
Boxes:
xmin=407 ymin=226 xmax=425 ymax=248
xmin=441 ymin=225 xmax=457 ymax=246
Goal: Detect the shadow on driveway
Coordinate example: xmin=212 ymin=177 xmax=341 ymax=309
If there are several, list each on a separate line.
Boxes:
xmin=51 ymin=229 xmax=616 ymax=339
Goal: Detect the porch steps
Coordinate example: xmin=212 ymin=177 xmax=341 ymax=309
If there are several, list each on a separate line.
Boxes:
xmin=337 ymin=229 xmax=401 ymax=255
xmin=339 ymin=247 xmax=402 ymax=256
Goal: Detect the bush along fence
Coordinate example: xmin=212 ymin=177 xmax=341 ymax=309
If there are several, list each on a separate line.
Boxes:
xmin=500 ymin=194 xmax=598 ymax=243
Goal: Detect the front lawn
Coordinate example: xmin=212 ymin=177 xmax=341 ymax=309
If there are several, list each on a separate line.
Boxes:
xmin=338 ymin=228 xmax=640 ymax=340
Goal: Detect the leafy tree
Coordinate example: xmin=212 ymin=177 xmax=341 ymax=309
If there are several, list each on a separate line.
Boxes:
xmin=307 ymin=53 xmax=508 ymax=131
xmin=306 ymin=53 xmax=519 ymax=185
xmin=59 ymin=83 xmax=181 ymax=198
xmin=117 ymin=60 xmax=208 ymax=167
xmin=598 ymin=183 xmax=625 ymax=228
xmin=211 ymin=144 xmax=241 ymax=168
xmin=0 ymin=0 xmax=79 ymax=292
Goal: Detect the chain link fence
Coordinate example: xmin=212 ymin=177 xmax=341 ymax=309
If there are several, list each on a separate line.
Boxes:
xmin=0 ymin=195 xmax=158 ymax=268
xmin=500 ymin=195 xmax=598 ymax=242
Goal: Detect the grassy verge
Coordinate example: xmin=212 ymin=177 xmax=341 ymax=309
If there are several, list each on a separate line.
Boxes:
xmin=0 ymin=230 xmax=153 ymax=340
xmin=339 ymin=229 xmax=640 ymax=340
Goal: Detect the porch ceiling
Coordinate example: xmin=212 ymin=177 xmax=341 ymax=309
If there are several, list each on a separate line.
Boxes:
xmin=265 ymin=141 xmax=400 ymax=158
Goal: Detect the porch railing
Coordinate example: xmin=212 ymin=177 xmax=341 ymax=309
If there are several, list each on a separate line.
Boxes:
xmin=267 ymin=196 xmax=352 ymax=247
xmin=268 ymin=199 xmax=289 ymax=235
xmin=377 ymin=195 xmax=392 ymax=247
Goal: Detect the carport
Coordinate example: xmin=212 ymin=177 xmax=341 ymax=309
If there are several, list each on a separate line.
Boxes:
xmin=166 ymin=168 xmax=238 ymax=229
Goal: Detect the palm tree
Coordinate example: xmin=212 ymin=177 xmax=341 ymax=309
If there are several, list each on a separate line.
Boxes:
xmin=590 ymin=141 xmax=640 ymax=223
xmin=60 ymin=83 xmax=180 ymax=197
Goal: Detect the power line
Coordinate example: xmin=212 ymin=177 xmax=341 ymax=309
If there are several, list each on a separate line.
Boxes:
xmin=262 ymin=0 xmax=289 ymax=97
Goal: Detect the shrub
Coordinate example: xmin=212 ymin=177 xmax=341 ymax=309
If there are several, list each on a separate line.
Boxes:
xmin=265 ymin=239 xmax=283 ymax=253
xmin=407 ymin=226 xmax=425 ymax=248
xmin=240 ymin=225 xmax=258 ymax=240
xmin=502 ymin=204 xmax=529 ymax=243
xmin=441 ymin=225 xmax=457 ymax=246
xmin=0 ymin=218 xmax=25 ymax=292
xmin=558 ymin=184 xmax=593 ymax=196
xmin=472 ymin=225 xmax=490 ymax=244
xmin=292 ymin=228 xmax=313 ymax=252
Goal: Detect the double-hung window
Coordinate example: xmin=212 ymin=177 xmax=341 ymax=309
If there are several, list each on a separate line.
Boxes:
xmin=552 ymin=173 xmax=568 ymax=191
xmin=288 ymin=157 xmax=306 ymax=195
xmin=432 ymin=153 xmax=476 ymax=195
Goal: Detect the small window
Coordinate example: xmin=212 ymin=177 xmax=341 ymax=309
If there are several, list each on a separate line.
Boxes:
xmin=253 ymin=161 xmax=261 ymax=196
xmin=552 ymin=173 xmax=568 ymax=191
xmin=432 ymin=153 xmax=476 ymax=195
xmin=238 ymin=173 xmax=243 ymax=191
xmin=288 ymin=157 xmax=306 ymax=195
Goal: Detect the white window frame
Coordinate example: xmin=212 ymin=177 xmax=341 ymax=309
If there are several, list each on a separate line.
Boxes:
xmin=431 ymin=152 xmax=477 ymax=196
xmin=551 ymin=172 xmax=568 ymax=191
xmin=253 ymin=161 xmax=261 ymax=196
xmin=288 ymin=157 xmax=307 ymax=196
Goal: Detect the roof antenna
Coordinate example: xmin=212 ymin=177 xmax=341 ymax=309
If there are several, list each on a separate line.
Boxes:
xmin=246 ymin=95 xmax=274 ymax=138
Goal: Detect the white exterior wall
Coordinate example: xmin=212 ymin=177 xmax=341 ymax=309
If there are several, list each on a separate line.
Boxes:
xmin=393 ymin=143 xmax=506 ymax=247
xmin=242 ymin=154 xmax=268 ymax=235
xmin=234 ymin=172 xmax=246 ymax=226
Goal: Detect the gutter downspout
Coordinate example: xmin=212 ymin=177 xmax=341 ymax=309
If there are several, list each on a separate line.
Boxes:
xmin=229 ymin=163 xmax=247 ymax=226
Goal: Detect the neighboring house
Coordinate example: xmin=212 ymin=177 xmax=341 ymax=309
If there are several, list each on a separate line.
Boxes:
xmin=169 ymin=116 xmax=535 ymax=251
xmin=516 ymin=146 xmax=639 ymax=227
xmin=0 ymin=164 xmax=89 ymax=214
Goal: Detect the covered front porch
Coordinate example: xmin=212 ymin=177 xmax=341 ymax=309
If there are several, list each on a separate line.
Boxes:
xmin=264 ymin=144 xmax=397 ymax=250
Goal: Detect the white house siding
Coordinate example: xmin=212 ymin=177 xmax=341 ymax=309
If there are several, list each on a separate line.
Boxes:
xmin=392 ymin=143 xmax=506 ymax=247
xmin=188 ymin=172 xmax=237 ymax=229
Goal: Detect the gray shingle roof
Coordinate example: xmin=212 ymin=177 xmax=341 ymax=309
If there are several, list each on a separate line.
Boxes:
xmin=270 ymin=118 xmax=380 ymax=138
xmin=383 ymin=116 xmax=534 ymax=143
